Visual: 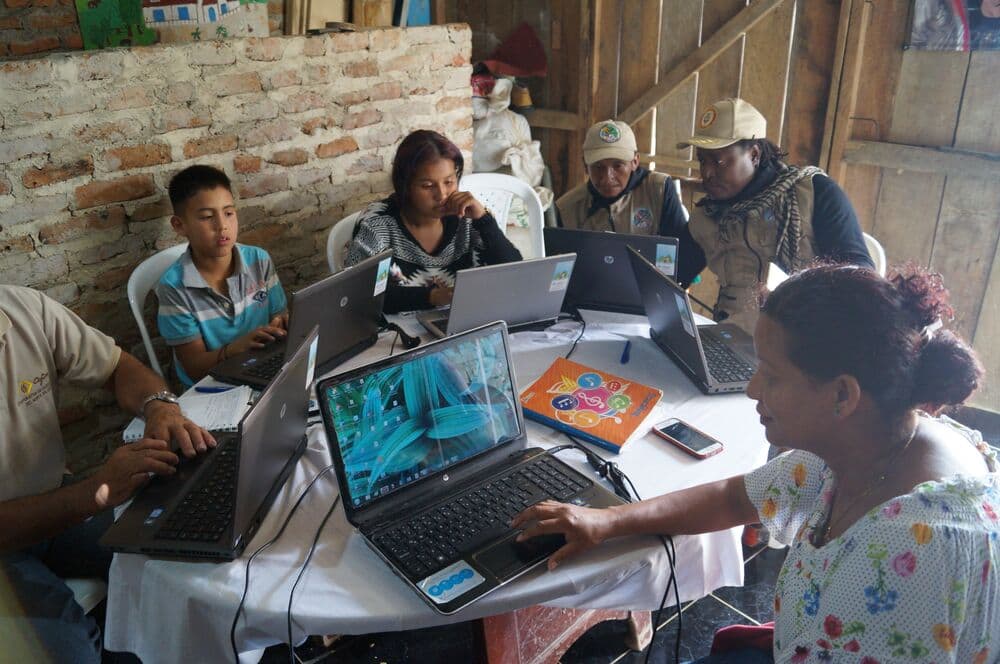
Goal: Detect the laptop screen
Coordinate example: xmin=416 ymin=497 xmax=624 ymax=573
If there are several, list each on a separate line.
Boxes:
xmin=320 ymin=326 xmax=521 ymax=510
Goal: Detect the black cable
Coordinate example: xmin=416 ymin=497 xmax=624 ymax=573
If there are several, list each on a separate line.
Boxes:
xmin=286 ymin=494 xmax=342 ymax=663
xmin=564 ymin=316 xmax=586 ymax=360
xmin=687 ymin=291 xmax=712 ymax=313
xmin=229 ymin=463 xmax=338 ymax=664
xmin=389 ymin=330 xmax=399 ymax=356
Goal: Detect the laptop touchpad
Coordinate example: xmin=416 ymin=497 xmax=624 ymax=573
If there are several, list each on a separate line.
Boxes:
xmin=473 ymin=532 xmax=566 ymax=581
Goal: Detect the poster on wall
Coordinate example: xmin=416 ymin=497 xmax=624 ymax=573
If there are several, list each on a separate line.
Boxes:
xmin=75 ymin=0 xmax=157 ymax=49
xmin=909 ymin=0 xmax=1000 ymax=50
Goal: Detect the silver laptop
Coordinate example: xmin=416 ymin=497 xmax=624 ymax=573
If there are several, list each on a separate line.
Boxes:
xmin=417 ymin=254 xmax=577 ymax=338
xmin=626 ymin=247 xmax=757 ymax=394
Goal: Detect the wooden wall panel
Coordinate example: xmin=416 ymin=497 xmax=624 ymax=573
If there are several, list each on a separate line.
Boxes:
xmin=740 ymin=0 xmax=795 ymax=146
xmin=618 ymin=0 xmax=662 ymax=154
xmin=654 ymin=1 xmax=702 ymax=173
xmin=973 ymin=239 xmax=1000 ymax=410
xmin=591 ymin=0 xmax=624 ymax=121
xmin=695 ymin=0 xmax=747 ymax=120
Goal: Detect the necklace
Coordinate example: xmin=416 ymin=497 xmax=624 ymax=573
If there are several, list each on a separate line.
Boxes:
xmin=819 ymin=424 xmax=919 ymax=545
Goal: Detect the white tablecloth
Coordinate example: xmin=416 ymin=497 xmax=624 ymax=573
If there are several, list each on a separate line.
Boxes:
xmin=105 ymin=311 xmax=769 ymax=663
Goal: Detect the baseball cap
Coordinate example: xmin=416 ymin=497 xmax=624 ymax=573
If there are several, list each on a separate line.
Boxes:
xmin=677 ymin=98 xmax=767 ymax=150
xmin=583 ymin=120 xmax=638 ymax=165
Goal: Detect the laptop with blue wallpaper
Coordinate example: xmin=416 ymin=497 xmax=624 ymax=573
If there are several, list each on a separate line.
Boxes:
xmin=316 ymin=321 xmax=625 ymax=614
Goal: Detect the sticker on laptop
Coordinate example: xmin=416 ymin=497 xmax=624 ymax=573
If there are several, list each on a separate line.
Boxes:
xmin=417 ymin=561 xmax=485 ymax=604
xmin=674 ymin=293 xmax=696 ymax=337
xmin=655 ymin=243 xmax=677 ymax=277
xmin=305 ymin=335 xmax=318 ymax=387
xmin=549 ymin=260 xmax=574 ymax=292
xmin=374 ymin=257 xmax=391 ymax=296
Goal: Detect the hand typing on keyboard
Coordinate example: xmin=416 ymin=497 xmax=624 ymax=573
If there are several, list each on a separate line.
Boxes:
xmin=511 ymin=499 xmax=615 ymax=570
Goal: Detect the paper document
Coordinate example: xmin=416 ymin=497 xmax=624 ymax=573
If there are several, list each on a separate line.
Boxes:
xmin=122 ymin=385 xmax=254 ymax=441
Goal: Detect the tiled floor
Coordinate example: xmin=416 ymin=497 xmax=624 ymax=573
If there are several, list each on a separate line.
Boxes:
xmin=254 ymin=542 xmax=788 ymax=664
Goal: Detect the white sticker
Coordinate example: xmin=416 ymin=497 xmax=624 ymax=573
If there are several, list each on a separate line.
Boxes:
xmin=674 ymin=293 xmax=696 ymax=337
xmin=374 ymin=257 xmax=391 ymax=296
xmin=655 ymin=243 xmax=677 ymax=277
xmin=417 ymin=560 xmax=485 ymax=604
xmin=305 ymin=335 xmax=318 ymax=387
xmin=549 ymin=260 xmax=574 ymax=292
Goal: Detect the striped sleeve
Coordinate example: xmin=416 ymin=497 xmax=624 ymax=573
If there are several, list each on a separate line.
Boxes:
xmin=345 ymin=209 xmax=391 ymax=268
xmin=155 ymin=266 xmax=201 ymax=346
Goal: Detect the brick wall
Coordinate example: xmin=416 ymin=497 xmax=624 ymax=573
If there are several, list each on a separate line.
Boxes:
xmin=0 ymin=0 xmax=83 ymax=57
xmin=0 ymin=25 xmax=473 ymax=472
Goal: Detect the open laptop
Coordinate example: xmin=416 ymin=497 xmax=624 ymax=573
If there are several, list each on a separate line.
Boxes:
xmin=416 ymin=254 xmax=577 ymax=338
xmin=210 ymin=250 xmax=392 ymax=389
xmin=626 ymin=246 xmax=757 ymax=394
xmin=100 ymin=326 xmax=317 ymax=560
xmin=316 ymin=321 xmax=625 ymax=614
xmin=543 ymin=227 xmax=679 ymax=315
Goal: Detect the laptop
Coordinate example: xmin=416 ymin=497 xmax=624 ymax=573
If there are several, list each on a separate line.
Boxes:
xmin=416 ymin=254 xmax=577 ymax=338
xmin=543 ymin=227 xmax=680 ymax=315
xmin=101 ymin=326 xmax=317 ymax=560
xmin=626 ymin=246 xmax=757 ymax=394
xmin=210 ymin=251 xmax=392 ymax=389
xmin=316 ymin=322 xmax=625 ymax=614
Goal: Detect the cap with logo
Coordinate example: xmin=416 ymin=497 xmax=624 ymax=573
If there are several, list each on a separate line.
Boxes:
xmin=583 ymin=120 xmax=638 ymax=165
xmin=677 ymin=98 xmax=767 ymax=150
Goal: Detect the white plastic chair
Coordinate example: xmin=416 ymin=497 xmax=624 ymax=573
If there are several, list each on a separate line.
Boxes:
xmin=126 ymin=243 xmax=188 ymax=377
xmin=863 ymin=232 xmax=887 ymax=277
xmin=459 ymin=173 xmax=545 ymax=259
xmin=64 ymin=578 xmax=107 ymax=614
xmin=327 ymin=211 xmax=362 ymax=273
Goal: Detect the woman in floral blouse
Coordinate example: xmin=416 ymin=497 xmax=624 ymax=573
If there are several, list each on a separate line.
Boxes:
xmin=514 ymin=264 xmax=997 ymax=663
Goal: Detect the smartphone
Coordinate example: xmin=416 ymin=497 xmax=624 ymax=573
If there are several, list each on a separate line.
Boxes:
xmin=651 ymin=418 xmax=724 ymax=459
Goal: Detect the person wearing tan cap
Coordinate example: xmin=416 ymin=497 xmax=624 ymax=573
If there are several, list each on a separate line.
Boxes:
xmin=680 ymin=98 xmax=873 ymax=332
xmin=556 ymin=119 xmax=689 ymax=251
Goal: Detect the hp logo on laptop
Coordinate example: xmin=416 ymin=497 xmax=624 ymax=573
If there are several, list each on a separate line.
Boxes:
xmin=340 ymin=296 xmax=349 ymax=307
xmin=604 ymin=255 xmax=615 ymax=264
xmin=442 ymin=474 xmax=450 ymax=482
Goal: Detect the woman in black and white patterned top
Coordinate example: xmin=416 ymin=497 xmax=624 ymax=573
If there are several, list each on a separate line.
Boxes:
xmin=344 ymin=130 xmax=522 ymax=313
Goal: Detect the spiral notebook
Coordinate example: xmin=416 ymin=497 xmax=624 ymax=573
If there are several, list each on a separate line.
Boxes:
xmin=122 ymin=385 xmax=254 ymax=442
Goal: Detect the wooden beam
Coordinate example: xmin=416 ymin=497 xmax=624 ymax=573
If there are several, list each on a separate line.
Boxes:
xmin=638 ymin=154 xmax=700 ymax=173
xmin=525 ymin=109 xmax=585 ymax=131
xmin=843 ymin=140 xmax=1000 ymax=181
xmin=618 ymin=0 xmax=784 ymax=126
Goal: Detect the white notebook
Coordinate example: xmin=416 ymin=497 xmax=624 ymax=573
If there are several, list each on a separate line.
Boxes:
xmin=122 ymin=385 xmax=254 ymax=442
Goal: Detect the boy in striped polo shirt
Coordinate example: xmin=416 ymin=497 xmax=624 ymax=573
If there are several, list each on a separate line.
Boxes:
xmin=156 ymin=165 xmax=288 ymax=387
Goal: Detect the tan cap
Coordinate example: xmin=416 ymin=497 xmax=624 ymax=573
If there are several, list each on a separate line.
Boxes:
xmin=583 ymin=120 xmax=638 ymax=165
xmin=677 ymin=98 xmax=767 ymax=150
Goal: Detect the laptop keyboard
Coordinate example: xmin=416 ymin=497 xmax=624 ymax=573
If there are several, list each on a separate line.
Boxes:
xmin=371 ymin=455 xmax=591 ymax=579
xmin=243 ymin=352 xmax=285 ymax=380
xmin=155 ymin=442 xmax=238 ymax=543
xmin=701 ymin=334 xmax=755 ymax=384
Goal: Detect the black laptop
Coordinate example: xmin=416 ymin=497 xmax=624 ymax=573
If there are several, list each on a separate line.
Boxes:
xmin=316 ymin=322 xmax=625 ymax=614
xmin=626 ymin=247 xmax=757 ymax=394
xmin=544 ymin=227 xmax=680 ymax=315
xmin=100 ymin=327 xmax=317 ymax=560
xmin=210 ymin=250 xmax=392 ymax=389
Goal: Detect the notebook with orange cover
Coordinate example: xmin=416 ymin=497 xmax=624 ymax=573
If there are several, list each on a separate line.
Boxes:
xmin=519 ymin=357 xmax=663 ymax=453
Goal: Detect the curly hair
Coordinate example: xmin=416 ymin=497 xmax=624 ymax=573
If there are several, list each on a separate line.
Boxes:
xmin=759 ymin=263 xmax=983 ymax=419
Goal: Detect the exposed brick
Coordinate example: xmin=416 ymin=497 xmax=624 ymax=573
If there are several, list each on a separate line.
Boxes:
xmin=432 ymin=50 xmax=467 ymax=68
xmin=0 ymin=135 xmax=50 ymax=163
xmin=233 ymin=154 xmax=262 ymax=174
xmin=104 ymin=144 xmax=171 ymax=171
xmin=43 ymin=282 xmax=80 ymax=305
xmin=107 ymin=86 xmax=153 ymax=111
xmin=154 ymin=107 xmax=211 ymax=133
xmin=2 ymin=194 xmax=68 ymax=227
xmin=5 ymin=0 xmax=58 ymax=7
xmin=301 ymin=116 xmax=334 ymax=135
xmin=343 ymin=108 xmax=381 ymax=130
xmin=292 ymin=168 xmax=330 ymax=188
xmin=302 ymin=36 xmax=326 ymax=57
xmin=357 ymin=124 xmax=400 ymax=150
xmin=239 ymin=222 xmax=285 ymax=247
xmin=1 ymin=234 xmax=33 ymax=252
xmin=39 ymin=206 xmax=127 ymax=243
xmin=346 ymin=154 xmax=383 ymax=175
xmin=25 ymin=9 xmax=77 ymax=29
xmin=409 ymin=25 xmax=450 ymax=45
xmin=75 ymin=176 xmax=156 ymax=209
xmin=131 ymin=197 xmax=172 ymax=221
xmin=62 ymin=32 xmax=83 ymax=50
xmin=23 ymin=158 xmax=94 ymax=188
xmin=0 ymin=176 xmax=10 ymax=195
xmin=283 ymin=90 xmax=326 ymax=113
xmin=435 ymin=95 xmax=468 ymax=114
xmin=0 ymin=15 xmax=21 ymax=28
xmin=267 ymin=69 xmax=301 ymax=89
xmin=329 ymin=31 xmax=368 ymax=53
xmin=369 ymin=30 xmax=400 ymax=50
xmin=369 ymin=82 xmax=402 ymax=102
xmin=0 ymin=253 xmax=67 ymax=287
xmin=156 ymin=81 xmax=196 ymax=105
xmin=78 ymin=52 xmax=124 ymax=81
xmin=383 ymin=54 xmax=421 ymax=72
xmin=303 ymin=63 xmax=331 ymax=84
xmin=185 ymin=42 xmax=236 ymax=66
xmin=95 ymin=261 xmax=139 ymax=291
xmin=245 ymin=37 xmax=284 ymax=61
xmin=267 ymin=148 xmax=308 ymax=167
xmin=240 ymin=119 xmax=298 ymax=147
xmin=212 ymin=72 xmax=262 ymax=97
xmin=10 ymin=36 xmax=60 ymax=56
xmin=343 ymin=59 xmax=377 ymax=78
xmin=336 ymin=90 xmax=367 ymax=106
xmin=238 ymin=173 xmax=289 ymax=199
xmin=1 ymin=60 xmax=53 ymax=89
xmin=315 ymin=137 xmax=358 ymax=159
xmin=74 ymin=120 xmax=135 ymax=143
xmin=183 ymin=134 xmax=238 ymax=159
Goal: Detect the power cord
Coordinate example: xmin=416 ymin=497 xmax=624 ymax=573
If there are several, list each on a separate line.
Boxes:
xmin=564 ymin=312 xmax=586 ymax=360
xmin=286 ymin=494 xmax=342 ymax=663
xmin=229 ymin=463 xmax=338 ymax=664
xmin=546 ymin=437 xmax=682 ymax=663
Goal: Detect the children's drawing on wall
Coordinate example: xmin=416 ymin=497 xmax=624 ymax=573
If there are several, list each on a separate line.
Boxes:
xmin=909 ymin=0 xmax=1000 ymax=50
xmin=75 ymin=0 xmax=157 ymax=49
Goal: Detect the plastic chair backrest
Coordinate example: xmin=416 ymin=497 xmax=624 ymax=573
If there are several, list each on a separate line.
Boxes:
xmin=327 ymin=211 xmax=362 ymax=273
xmin=863 ymin=232 xmax=887 ymax=277
xmin=64 ymin=578 xmax=107 ymax=614
xmin=126 ymin=243 xmax=187 ymax=377
xmin=459 ymin=173 xmax=545 ymax=258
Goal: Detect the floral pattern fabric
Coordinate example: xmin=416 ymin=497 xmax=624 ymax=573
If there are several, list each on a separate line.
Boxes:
xmin=744 ymin=416 xmax=1000 ymax=663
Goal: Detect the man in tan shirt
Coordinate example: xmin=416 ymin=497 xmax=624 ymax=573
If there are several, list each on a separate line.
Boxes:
xmin=0 ymin=285 xmax=213 ymax=663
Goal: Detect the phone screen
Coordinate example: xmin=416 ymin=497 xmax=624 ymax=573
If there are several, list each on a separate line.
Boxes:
xmin=658 ymin=421 xmax=718 ymax=451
